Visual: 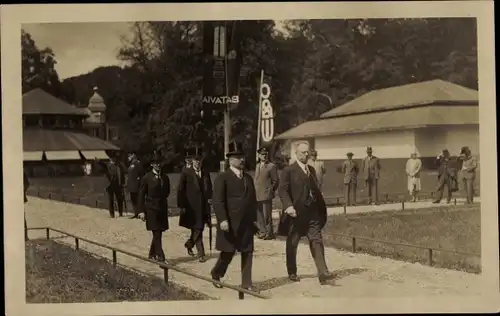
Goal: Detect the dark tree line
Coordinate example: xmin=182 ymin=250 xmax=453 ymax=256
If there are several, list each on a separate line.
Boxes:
xmin=22 ymin=18 xmax=478 ymax=171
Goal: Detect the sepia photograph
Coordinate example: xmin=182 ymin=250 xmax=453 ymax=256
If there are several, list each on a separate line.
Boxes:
xmin=2 ymin=2 xmax=498 ymax=315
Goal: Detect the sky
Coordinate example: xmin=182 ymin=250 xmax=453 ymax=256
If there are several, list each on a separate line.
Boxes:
xmin=23 ymin=21 xmax=288 ymax=81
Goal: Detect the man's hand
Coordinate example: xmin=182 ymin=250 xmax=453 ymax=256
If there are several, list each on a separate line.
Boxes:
xmin=285 ymin=206 xmax=297 ymax=218
xmin=219 ymin=220 xmax=229 ymax=231
xmin=207 ymin=199 xmax=212 ymax=204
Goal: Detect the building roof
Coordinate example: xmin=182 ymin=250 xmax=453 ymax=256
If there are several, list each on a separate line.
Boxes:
xmin=23 ymin=88 xmax=89 ymax=116
xmin=88 ymin=86 xmax=106 ymax=112
xmin=275 ymin=105 xmax=478 ymax=140
xmin=23 ymin=128 xmax=119 ymax=151
xmin=320 ymin=79 xmax=478 ymax=118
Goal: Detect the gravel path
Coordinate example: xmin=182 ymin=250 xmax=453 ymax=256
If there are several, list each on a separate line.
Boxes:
xmin=25 ymin=197 xmax=482 ymax=300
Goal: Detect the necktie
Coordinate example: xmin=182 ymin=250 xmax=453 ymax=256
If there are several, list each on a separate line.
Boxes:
xmin=304 ymin=166 xmax=310 ymax=176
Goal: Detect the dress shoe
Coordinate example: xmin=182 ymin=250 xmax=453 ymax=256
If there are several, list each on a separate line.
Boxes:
xmin=186 ymin=246 xmax=196 ymax=257
xmin=263 ymin=235 xmax=275 ymax=240
xmin=432 ymin=200 xmax=441 ymax=204
xmin=318 ymin=271 xmax=335 ymax=285
xmin=211 ymin=275 xmax=223 ymax=288
xmin=288 ymin=274 xmax=300 ymax=282
xmin=129 ymin=215 xmax=138 ymax=219
xmin=198 ymin=255 xmax=207 ymax=263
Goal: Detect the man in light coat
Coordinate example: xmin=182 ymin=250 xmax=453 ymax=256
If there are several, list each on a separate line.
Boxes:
xmin=254 ymin=146 xmax=279 ymax=240
xmin=459 ymin=146 xmax=478 ymax=204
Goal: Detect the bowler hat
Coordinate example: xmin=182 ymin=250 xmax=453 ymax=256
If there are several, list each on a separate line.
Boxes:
xmin=226 ymin=141 xmax=245 ymax=158
xmin=150 ymin=150 xmax=162 ymax=164
xmin=347 ymin=152 xmax=354 ymax=157
xmin=366 ymin=146 xmax=373 ymax=152
xmin=257 ymin=146 xmax=269 ymax=154
xmin=187 ymin=147 xmax=203 ymax=161
xmin=310 ymin=149 xmax=318 ymax=155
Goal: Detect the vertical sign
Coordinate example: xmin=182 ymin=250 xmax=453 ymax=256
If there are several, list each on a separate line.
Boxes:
xmin=257 ymin=73 xmax=275 ymax=158
xmin=202 ymin=21 xmax=242 ymax=110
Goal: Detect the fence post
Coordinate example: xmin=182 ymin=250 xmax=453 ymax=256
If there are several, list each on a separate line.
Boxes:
xmin=336 ymin=197 xmax=340 ymax=205
xmin=163 ymin=267 xmax=169 ymax=285
xmin=238 ymin=291 xmax=244 ymax=300
xmin=45 ymin=228 xmax=50 ymax=240
xmin=427 ymin=248 xmax=433 ymax=266
xmin=343 ymin=205 xmax=347 ymax=215
xmin=48 ymin=193 xmax=52 ymax=199
xmin=112 ymin=250 xmax=117 ymax=266
xmin=385 ymin=194 xmax=388 ymax=202
xmin=351 ymin=237 xmax=356 ymax=253
xmin=454 ymin=198 xmax=457 ymax=205
xmin=95 ymin=200 xmax=99 ymax=207
xmin=75 ymin=238 xmax=79 ymax=250
xmin=401 ymin=200 xmax=405 ymax=210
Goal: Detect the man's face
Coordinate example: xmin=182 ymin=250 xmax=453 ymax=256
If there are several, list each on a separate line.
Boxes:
xmin=311 ymin=153 xmax=317 ymax=161
xmin=347 ymin=155 xmax=353 ymax=160
xmin=185 ymin=159 xmax=192 ymax=167
xmin=411 ymin=154 xmax=417 ymax=159
xmin=151 ymin=163 xmax=160 ymax=172
xmin=259 ymin=152 xmax=268 ymax=162
xmin=192 ymin=159 xmax=201 ymax=170
xmin=229 ymin=155 xmax=245 ymax=169
xmin=295 ymin=143 xmax=309 ymax=163
xmin=367 ymin=150 xmax=372 ymax=156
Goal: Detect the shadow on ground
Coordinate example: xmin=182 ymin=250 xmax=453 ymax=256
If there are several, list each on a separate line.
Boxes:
xmin=253 ymin=268 xmax=368 ymax=292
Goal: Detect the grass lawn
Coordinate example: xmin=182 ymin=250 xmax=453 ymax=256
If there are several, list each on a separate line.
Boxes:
xmin=318 ymin=205 xmax=481 ymax=273
xmin=25 ymin=239 xmax=211 ymax=303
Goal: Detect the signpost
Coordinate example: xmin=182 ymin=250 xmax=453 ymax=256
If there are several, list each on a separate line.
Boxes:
xmin=256 ymin=71 xmax=275 ymax=161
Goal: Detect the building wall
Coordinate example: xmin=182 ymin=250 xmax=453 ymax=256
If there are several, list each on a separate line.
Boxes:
xmin=414 ymin=125 xmax=479 ymax=157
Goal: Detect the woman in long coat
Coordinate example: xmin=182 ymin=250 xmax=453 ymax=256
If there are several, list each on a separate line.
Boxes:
xmin=177 ymin=150 xmax=213 ymax=261
xmin=405 ymin=152 xmax=422 ymax=202
xmin=138 ymin=150 xmax=170 ymax=262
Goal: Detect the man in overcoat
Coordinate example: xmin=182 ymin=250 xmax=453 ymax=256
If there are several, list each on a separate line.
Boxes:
xmin=254 ymin=146 xmax=279 ymax=240
xmin=459 ymin=146 xmax=477 ymax=204
xmin=433 ymin=149 xmax=457 ymax=204
xmin=95 ymin=153 xmax=126 ymax=218
xmin=177 ymin=148 xmax=213 ymax=262
xmin=341 ymin=152 xmax=359 ymax=206
xmin=210 ymin=142 xmax=258 ymax=291
xmin=278 ymin=141 xmax=333 ymax=285
xmin=138 ymin=150 xmax=171 ymax=263
xmin=362 ymin=147 xmax=381 ymax=205
xmin=127 ymin=152 xmax=145 ymax=219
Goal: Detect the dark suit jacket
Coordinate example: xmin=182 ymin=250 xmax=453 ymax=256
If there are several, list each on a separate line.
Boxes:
xmin=177 ymin=167 xmax=213 ymax=229
xmin=97 ymin=161 xmax=125 ymax=189
xmin=212 ymin=169 xmax=257 ymax=253
xmin=362 ymin=156 xmax=381 ymax=180
xmin=126 ymin=161 xmax=144 ymax=193
xmin=342 ymin=159 xmax=359 ymax=184
xmin=138 ymin=171 xmax=170 ymax=231
xmin=278 ymin=162 xmax=327 ymax=236
xmin=253 ymin=161 xmax=279 ymax=202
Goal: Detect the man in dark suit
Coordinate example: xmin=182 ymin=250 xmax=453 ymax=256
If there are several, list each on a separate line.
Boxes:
xmin=24 ymin=170 xmax=30 ymax=241
xmin=362 ymin=147 xmax=381 ymax=205
xmin=178 ymin=148 xmax=213 ymax=262
xmin=341 ymin=152 xmax=359 ymax=206
xmin=254 ymin=146 xmax=279 ymax=240
xmin=127 ymin=152 xmax=144 ymax=219
xmin=95 ymin=153 xmax=126 ymax=218
xmin=278 ymin=141 xmax=333 ymax=285
xmin=433 ymin=149 xmax=456 ymax=204
xmin=138 ymin=150 xmax=171 ymax=263
xmin=211 ymin=142 xmax=258 ymax=291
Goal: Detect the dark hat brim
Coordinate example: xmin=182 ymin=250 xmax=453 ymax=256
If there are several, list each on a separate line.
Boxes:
xmin=347 ymin=153 xmax=354 ymax=156
xmin=226 ymin=151 xmax=245 ymax=158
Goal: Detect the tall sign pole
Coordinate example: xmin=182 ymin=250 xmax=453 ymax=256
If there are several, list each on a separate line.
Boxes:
xmin=255 ymin=69 xmax=264 ymax=162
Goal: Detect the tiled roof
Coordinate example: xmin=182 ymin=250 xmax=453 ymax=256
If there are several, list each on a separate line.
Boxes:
xmin=23 ymin=88 xmax=89 ymax=116
xmin=320 ymin=79 xmax=478 ymax=118
xmin=23 ymin=128 xmax=119 ymax=151
xmin=275 ymin=105 xmax=478 ymax=140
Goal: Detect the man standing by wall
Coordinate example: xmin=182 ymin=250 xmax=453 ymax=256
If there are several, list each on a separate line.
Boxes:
xmin=433 ymin=149 xmax=457 ymax=204
xmin=278 ymin=141 xmax=333 ymax=285
xmin=127 ymin=152 xmax=144 ymax=219
xmin=308 ymin=150 xmax=326 ymax=191
xmin=254 ymin=146 xmax=279 ymax=240
xmin=341 ymin=152 xmax=358 ymax=206
xmin=459 ymin=146 xmax=477 ymax=204
xmin=211 ymin=142 xmax=258 ymax=292
xmin=362 ymin=147 xmax=381 ymax=205
xmin=95 ymin=153 xmax=125 ymax=218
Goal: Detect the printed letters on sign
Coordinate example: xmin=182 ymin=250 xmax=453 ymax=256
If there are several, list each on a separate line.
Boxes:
xmin=260 ymin=83 xmax=274 ymax=143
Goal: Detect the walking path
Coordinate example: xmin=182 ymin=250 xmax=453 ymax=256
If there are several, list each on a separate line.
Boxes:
xmin=25 ymin=197 xmax=482 ymax=300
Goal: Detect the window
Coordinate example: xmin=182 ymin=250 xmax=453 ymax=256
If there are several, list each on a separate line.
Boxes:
xmin=24 ymin=116 xmax=40 ymax=127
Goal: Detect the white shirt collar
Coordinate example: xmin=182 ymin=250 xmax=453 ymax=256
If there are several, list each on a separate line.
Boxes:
xmin=152 ymin=169 xmax=160 ymax=177
xmin=296 ymin=160 xmax=309 ymax=173
xmin=230 ymin=166 xmax=243 ymax=178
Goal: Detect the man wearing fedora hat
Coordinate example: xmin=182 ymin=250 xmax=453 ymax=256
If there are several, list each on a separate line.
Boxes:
xmin=126 ymin=152 xmax=145 ymax=219
xmin=459 ymin=146 xmax=477 ymax=204
xmin=95 ymin=152 xmax=126 ymax=218
xmin=308 ymin=150 xmax=326 ymax=191
xmin=362 ymin=147 xmax=381 ymax=205
xmin=341 ymin=152 xmax=359 ymax=206
xmin=211 ymin=142 xmax=258 ymax=292
xmin=177 ymin=147 xmax=213 ymax=262
xmin=138 ymin=150 xmax=171 ymax=263
xmin=254 ymin=146 xmax=279 ymax=240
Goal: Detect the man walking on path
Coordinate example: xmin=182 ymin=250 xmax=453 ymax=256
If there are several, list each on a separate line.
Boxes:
xmin=95 ymin=153 xmax=125 ymax=218
xmin=433 ymin=149 xmax=458 ymax=204
xmin=127 ymin=152 xmax=144 ymax=219
xmin=362 ymin=147 xmax=381 ymax=205
xmin=341 ymin=152 xmax=358 ymax=206
xmin=210 ymin=142 xmax=258 ymax=292
xmin=254 ymin=146 xmax=279 ymax=240
xmin=308 ymin=150 xmax=326 ymax=191
xmin=138 ymin=150 xmax=171 ymax=263
xmin=177 ymin=148 xmax=213 ymax=262
xmin=278 ymin=141 xmax=333 ymax=285
xmin=459 ymin=146 xmax=477 ymax=204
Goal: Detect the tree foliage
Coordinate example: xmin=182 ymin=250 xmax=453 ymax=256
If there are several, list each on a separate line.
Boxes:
xmin=21 ymin=18 xmax=478 ymax=171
